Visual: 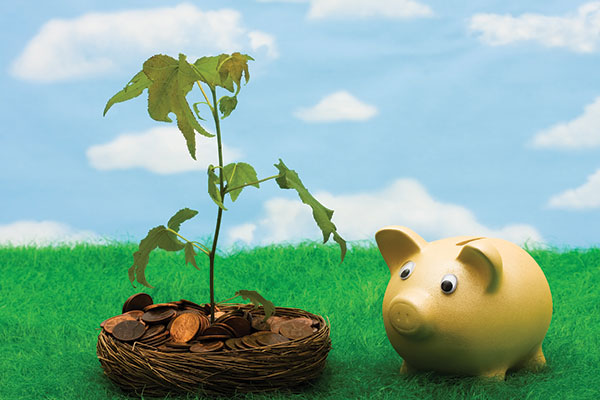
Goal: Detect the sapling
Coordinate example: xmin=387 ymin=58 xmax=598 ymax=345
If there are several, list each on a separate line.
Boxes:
xmin=104 ymin=52 xmax=346 ymax=323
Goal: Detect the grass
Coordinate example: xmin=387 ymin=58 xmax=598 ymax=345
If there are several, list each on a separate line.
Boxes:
xmin=0 ymin=241 xmax=599 ymax=400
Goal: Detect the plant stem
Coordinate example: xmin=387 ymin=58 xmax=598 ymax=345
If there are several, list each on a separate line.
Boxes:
xmin=191 ymin=241 xmax=211 ymax=253
xmin=208 ymin=87 xmax=225 ymax=324
xmin=224 ymin=174 xmax=281 ymax=195
xmin=196 ymin=81 xmax=213 ymax=110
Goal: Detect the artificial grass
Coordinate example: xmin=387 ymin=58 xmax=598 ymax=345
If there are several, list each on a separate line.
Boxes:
xmin=0 ymin=242 xmax=598 ymax=399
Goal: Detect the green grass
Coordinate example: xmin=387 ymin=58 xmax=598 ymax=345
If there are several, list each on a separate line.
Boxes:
xmin=0 ymin=242 xmax=599 ymax=399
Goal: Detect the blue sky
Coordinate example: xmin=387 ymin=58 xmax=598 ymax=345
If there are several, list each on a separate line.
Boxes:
xmin=1 ymin=0 xmax=599 ymax=249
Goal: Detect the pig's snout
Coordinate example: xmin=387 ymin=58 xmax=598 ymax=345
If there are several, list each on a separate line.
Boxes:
xmin=388 ymin=301 xmax=431 ymax=339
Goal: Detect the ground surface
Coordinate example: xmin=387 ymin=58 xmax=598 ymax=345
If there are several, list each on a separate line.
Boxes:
xmin=0 ymin=242 xmax=598 ymax=399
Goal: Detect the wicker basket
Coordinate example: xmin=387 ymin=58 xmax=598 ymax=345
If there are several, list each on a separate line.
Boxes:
xmin=97 ymin=304 xmax=331 ymax=397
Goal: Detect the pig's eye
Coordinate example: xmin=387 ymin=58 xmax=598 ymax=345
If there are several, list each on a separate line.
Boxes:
xmin=399 ymin=261 xmax=415 ymax=280
xmin=440 ymin=274 xmax=457 ymax=294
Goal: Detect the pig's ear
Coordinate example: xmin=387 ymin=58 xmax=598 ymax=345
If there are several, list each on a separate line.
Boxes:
xmin=457 ymin=240 xmax=503 ymax=293
xmin=375 ymin=226 xmax=427 ymax=273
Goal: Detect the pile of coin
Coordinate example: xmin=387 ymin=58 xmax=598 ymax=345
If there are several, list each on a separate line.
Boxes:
xmin=99 ymin=293 xmax=321 ymax=353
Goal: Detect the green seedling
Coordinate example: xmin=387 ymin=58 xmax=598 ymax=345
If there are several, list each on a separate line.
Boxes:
xmin=104 ymin=52 xmax=346 ymax=323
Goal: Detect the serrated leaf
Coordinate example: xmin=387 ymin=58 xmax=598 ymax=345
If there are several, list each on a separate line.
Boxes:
xmin=184 ymin=242 xmax=199 ymax=270
xmin=223 ymin=162 xmax=259 ymax=202
xmin=103 ymin=70 xmax=152 ymax=116
xmin=236 ymin=290 xmax=275 ymax=321
xmin=142 ymin=54 xmax=213 ymax=161
xmin=274 ymin=159 xmax=347 ymax=262
xmin=219 ymin=95 xmax=238 ymax=119
xmin=167 ymin=208 xmax=199 ymax=232
xmin=218 ymin=52 xmax=254 ymax=94
xmin=207 ymin=165 xmax=227 ymax=210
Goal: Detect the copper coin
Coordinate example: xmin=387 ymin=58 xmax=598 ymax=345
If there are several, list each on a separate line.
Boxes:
xmin=254 ymin=332 xmax=290 ymax=346
xmin=170 ymin=313 xmax=200 ymax=343
xmin=240 ymin=335 xmax=260 ymax=348
xmin=112 ymin=320 xmax=146 ymax=342
xmin=196 ymin=314 xmax=210 ymax=335
xmin=138 ymin=324 xmax=165 ymax=341
xmin=215 ymin=314 xmax=234 ymax=324
xmin=293 ymin=317 xmax=314 ymax=326
xmin=157 ymin=345 xmax=187 ymax=353
xmin=216 ymin=309 xmax=244 ymax=323
xmin=268 ymin=316 xmax=286 ymax=334
xmin=102 ymin=314 xmax=136 ymax=334
xmin=122 ymin=293 xmax=153 ymax=313
xmin=224 ymin=338 xmax=241 ymax=350
xmin=123 ymin=310 xmax=145 ymax=320
xmin=223 ymin=316 xmax=252 ymax=337
xmin=251 ymin=317 xmax=270 ymax=331
xmin=143 ymin=302 xmax=178 ymax=311
xmin=233 ymin=337 xmax=249 ymax=350
xmin=203 ymin=324 xmax=233 ymax=338
xmin=179 ymin=299 xmax=205 ymax=310
xmin=190 ymin=341 xmax=224 ymax=353
xmin=142 ymin=307 xmax=176 ymax=324
xmin=216 ymin=322 xmax=237 ymax=337
xmin=165 ymin=341 xmax=191 ymax=349
xmin=195 ymin=334 xmax=230 ymax=341
xmin=279 ymin=319 xmax=314 ymax=340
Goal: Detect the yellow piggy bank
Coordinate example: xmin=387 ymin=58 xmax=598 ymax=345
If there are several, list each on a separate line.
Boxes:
xmin=376 ymin=226 xmax=552 ymax=379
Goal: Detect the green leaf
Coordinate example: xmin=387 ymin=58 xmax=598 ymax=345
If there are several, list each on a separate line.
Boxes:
xmin=223 ymin=162 xmax=259 ymax=202
xmin=142 ymin=54 xmax=214 ymax=161
xmin=235 ymin=290 xmax=275 ymax=321
xmin=129 ymin=225 xmax=166 ymax=288
xmin=156 ymin=231 xmax=184 ymax=252
xmin=184 ymin=242 xmax=199 ymax=270
xmin=167 ymin=208 xmax=199 ymax=232
xmin=218 ymin=52 xmax=254 ymax=94
xmin=219 ymin=95 xmax=238 ymax=119
xmin=103 ymin=70 xmax=152 ymax=116
xmin=274 ymin=159 xmax=347 ymax=262
xmin=193 ymin=54 xmax=234 ymax=92
xmin=207 ymin=165 xmax=227 ymax=210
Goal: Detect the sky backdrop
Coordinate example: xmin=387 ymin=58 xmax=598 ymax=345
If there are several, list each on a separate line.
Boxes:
xmin=1 ymin=0 xmax=599 ymax=249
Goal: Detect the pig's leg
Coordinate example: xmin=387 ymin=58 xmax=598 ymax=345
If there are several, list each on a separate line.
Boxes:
xmin=399 ymin=360 xmax=417 ymax=374
xmin=515 ymin=345 xmax=546 ymax=372
xmin=479 ymin=368 xmax=507 ymax=380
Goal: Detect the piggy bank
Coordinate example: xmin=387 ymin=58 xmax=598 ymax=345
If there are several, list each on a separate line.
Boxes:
xmin=376 ymin=226 xmax=552 ymax=379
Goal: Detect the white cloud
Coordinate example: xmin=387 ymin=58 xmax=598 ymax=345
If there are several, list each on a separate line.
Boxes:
xmin=469 ymin=2 xmax=600 ymax=53
xmin=293 ymin=91 xmax=378 ymax=122
xmin=547 ymin=169 xmax=600 ymax=209
xmin=248 ymin=31 xmax=279 ymax=59
xmin=307 ymin=0 xmax=433 ymax=20
xmin=227 ymin=179 xmax=543 ymax=246
xmin=531 ymin=97 xmax=600 ymax=149
xmin=11 ymin=3 xmax=278 ymax=82
xmin=228 ymin=223 xmax=258 ymax=244
xmin=256 ymin=0 xmax=432 ymax=19
xmin=0 ymin=220 xmax=103 ymax=247
xmin=86 ymin=126 xmax=242 ymax=174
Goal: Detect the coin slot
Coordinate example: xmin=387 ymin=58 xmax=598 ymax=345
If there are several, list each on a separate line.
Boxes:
xmin=456 ymin=237 xmax=485 ymax=246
